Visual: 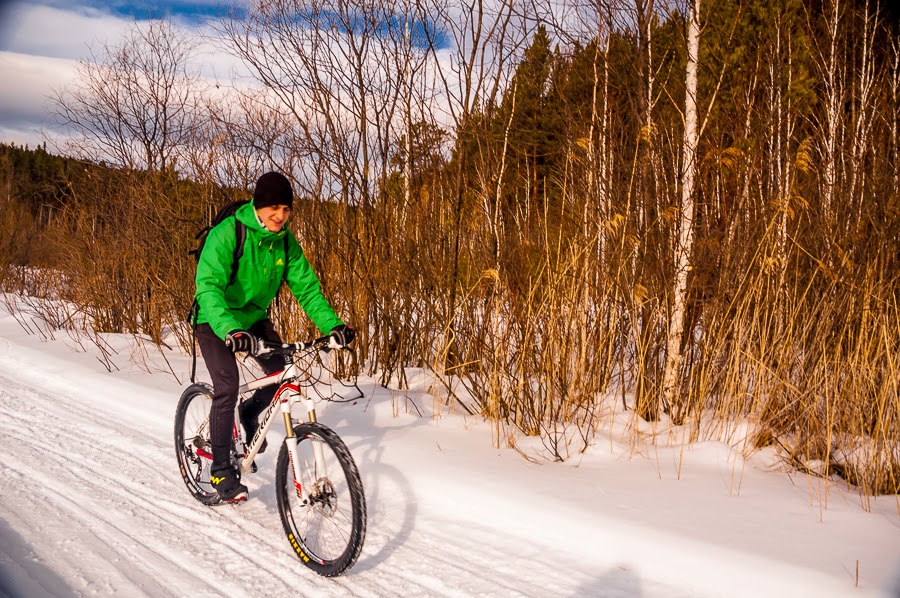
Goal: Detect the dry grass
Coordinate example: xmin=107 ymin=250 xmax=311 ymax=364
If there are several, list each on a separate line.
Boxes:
xmin=1 ymin=0 xmax=898 ymax=502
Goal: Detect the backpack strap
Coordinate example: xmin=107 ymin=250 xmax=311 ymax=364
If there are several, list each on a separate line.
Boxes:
xmin=189 ymin=299 xmax=199 ymax=383
xmin=229 ymin=220 xmax=246 ymax=287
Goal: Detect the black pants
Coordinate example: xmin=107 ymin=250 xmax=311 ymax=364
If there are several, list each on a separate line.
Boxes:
xmin=195 ymin=320 xmax=285 ymax=468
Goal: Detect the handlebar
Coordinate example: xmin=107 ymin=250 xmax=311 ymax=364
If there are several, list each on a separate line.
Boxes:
xmin=253 ymin=335 xmax=362 ymax=402
xmin=255 ymin=335 xmax=347 ymax=356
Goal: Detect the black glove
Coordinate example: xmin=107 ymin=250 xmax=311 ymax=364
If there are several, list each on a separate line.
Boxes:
xmin=225 ymin=330 xmax=257 ymax=354
xmin=329 ymin=324 xmax=356 ymax=347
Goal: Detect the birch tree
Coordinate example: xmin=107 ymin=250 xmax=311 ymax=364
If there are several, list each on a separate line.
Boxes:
xmin=661 ymin=0 xmax=701 ymax=417
xmin=765 ymin=2 xmax=810 ymax=304
xmin=845 ymin=0 xmax=879 ymax=232
xmin=892 ymin=36 xmax=900 ymax=193
xmin=811 ymin=0 xmax=845 ymax=230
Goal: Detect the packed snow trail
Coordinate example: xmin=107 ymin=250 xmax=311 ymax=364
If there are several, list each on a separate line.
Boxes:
xmin=0 ymin=308 xmax=898 ymax=597
xmin=0 ymin=334 xmax=684 ymax=597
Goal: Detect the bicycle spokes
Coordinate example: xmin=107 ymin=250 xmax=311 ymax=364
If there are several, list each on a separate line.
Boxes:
xmin=276 ymin=424 xmax=365 ymax=575
xmin=175 ymin=384 xmax=220 ymax=505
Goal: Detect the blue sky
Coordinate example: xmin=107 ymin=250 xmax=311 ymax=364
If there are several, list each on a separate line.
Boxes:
xmin=1 ymin=0 xmax=241 ymax=27
xmin=86 ymin=0 xmax=247 ymax=23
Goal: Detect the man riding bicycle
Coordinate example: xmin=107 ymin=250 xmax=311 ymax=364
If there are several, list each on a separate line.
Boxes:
xmin=193 ymin=171 xmax=354 ymax=503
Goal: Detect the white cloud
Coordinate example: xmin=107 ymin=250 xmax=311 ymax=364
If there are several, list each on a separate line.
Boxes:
xmin=0 ymin=2 xmax=132 ymax=60
xmin=0 ymin=2 xmax=250 ymax=147
xmin=0 ymin=51 xmax=77 ymax=144
xmin=0 ymin=2 xmax=132 ymax=146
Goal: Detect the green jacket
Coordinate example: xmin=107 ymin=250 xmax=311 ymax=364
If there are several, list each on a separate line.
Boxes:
xmin=194 ymin=202 xmax=343 ymax=340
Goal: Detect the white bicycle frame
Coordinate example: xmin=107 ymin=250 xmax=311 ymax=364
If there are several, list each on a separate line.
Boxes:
xmin=235 ymin=340 xmax=338 ymax=499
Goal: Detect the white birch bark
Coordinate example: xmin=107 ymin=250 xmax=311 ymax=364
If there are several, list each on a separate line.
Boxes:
xmin=488 ymin=80 xmax=516 ymax=267
xmin=847 ymin=0 xmax=878 ymax=230
xmin=820 ymin=0 xmax=843 ymax=226
xmin=661 ymin=0 xmax=701 ymax=414
xmin=586 ymin=6 xmax=611 ymax=266
xmin=777 ymin=27 xmax=794 ymax=307
xmin=636 ymin=0 xmax=655 ymax=242
xmin=770 ymin=12 xmax=794 ymax=292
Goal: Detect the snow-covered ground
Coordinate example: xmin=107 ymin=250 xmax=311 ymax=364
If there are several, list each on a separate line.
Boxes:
xmin=0 ymin=299 xmax=898 ymax=598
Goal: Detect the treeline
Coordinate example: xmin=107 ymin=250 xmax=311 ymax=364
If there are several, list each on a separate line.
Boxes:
xmin=1 ymin=0 xmax=898 ymax=496
xmin=0 ymin=143 xmax=235 ymax=342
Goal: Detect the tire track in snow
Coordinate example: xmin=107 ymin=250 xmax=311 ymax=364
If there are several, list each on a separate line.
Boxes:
xmin=0 ymin=385 xmax=244 ymax=595
xmin=0 ymin=379 xmax=339 ymax=597
xmin=0 ymin=332 xmax=694 ymax=598
xmin=0 ymin=372 xmax=451 ymax=597
xmin=1 ymin=455 xmax=225 ymax=597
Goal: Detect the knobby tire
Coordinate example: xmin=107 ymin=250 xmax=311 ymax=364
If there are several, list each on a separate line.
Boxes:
xmin=276 ymin=422 xmax=367 ymax=577
xmin=174 ymin=383 xmax=223 ymax=506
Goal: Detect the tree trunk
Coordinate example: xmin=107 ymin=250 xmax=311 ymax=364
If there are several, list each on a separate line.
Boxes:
xmin=661 ymin=0 xmax=701 ymax=419
xmin=820 ymin=0 xmax=843 ymax=229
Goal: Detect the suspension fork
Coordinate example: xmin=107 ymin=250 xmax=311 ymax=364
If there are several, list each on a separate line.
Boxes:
xmin=283 ymin=386 xmax=328 ymax=498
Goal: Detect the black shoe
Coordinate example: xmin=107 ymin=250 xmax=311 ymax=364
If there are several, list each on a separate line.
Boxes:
xmin=210 ymin=465 xmax=248 ymax=503
xmin=239 ymin=401 xmax=268 ymax=454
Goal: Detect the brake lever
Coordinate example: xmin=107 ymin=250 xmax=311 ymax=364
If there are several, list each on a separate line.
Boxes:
xmin=254 ymin=340 xmax=276 ymax=356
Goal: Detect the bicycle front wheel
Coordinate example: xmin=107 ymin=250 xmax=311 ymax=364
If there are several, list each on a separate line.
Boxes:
xmin=276 ymin=422 xmax=366 ymax=577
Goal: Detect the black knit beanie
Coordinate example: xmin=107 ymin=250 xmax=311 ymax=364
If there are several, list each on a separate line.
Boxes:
xmin=253 ymin=171 xmax=294 ymax=210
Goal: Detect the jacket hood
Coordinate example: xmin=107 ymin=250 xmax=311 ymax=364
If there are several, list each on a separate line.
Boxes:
xmin=235 ymin=200 xmax=289 ymax=241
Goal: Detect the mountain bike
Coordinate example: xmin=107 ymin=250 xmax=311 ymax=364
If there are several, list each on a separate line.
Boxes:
xmin=174 ymin=336 xmax=366 ymax=577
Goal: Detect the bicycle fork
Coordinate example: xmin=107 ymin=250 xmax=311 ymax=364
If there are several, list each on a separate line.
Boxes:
xmin=281 ymin=387 xmax=328 ymax=502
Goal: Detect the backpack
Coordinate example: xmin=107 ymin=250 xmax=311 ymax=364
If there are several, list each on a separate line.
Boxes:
xmin=189 ymin=199 xmax=250 ymax=288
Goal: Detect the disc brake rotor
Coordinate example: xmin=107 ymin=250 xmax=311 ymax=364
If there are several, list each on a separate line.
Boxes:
xmin=308 ymin=478 xmax=338 ymax=516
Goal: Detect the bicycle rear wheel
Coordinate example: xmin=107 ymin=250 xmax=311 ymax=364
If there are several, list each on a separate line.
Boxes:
xmin=174 ymin=383 xmax=221 ymax=506
xmin=276 ymin=422 xmax=366 ymax=577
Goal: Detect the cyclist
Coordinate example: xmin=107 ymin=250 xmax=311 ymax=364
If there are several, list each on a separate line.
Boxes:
xmin=193 ymin=171 xmax=355 ymax=503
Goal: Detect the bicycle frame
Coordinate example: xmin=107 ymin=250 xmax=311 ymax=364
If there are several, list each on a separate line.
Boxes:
xmin=236 ymin=353 xmax=325 ymax=500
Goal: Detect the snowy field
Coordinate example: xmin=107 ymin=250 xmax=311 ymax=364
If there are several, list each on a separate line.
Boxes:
xmin=0 ymin=298 xmax=898 ymax=597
